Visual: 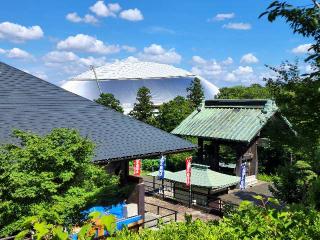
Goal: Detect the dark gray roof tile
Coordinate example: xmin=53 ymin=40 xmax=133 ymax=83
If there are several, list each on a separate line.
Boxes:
xmin=0 ymin=62 xmax=196 ymax=162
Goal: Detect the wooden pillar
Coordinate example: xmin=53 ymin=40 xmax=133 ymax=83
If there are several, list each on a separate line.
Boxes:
xmin=208 ymin=141 xmax=220 ymax=171
xmin=197 ymin=138 xmax=204 ymax=163
xmin=213 ymin=142 xmax=220 ymax=171
xmin=208 ymin=141 xmax=214 ymax=170
xmin=235 ymin=145 xmax=246 ymax=176
xmin=120 ymin=160 xmax=130 ymax=185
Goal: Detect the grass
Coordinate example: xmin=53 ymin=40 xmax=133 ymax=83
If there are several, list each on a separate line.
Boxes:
xmin=257 ymin=173 xmax=276 ymax=183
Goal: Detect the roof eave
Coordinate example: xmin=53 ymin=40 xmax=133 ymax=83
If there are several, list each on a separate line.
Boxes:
xmin=94 ymin=146 xmax=197 ymax=164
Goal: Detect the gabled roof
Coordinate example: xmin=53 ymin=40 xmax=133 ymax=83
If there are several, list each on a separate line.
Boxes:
xmin=149 ymin=164 xmax=239 ymax=189
xmin=0 ymin=62 xmax=196 ymax=162
xmin=172 ymin=99 xmax=292 ymax=143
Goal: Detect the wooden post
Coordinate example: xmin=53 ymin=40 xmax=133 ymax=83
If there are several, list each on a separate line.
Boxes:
xmin=189 ymin=185 xmax=192 ymax=208
xmin=197 ymin=138 xmax=204 ymax=163
xmin=162 ymin=179 xmax=165 ymax=199
xmin=213 ymin=142 xmax=220 ymax=171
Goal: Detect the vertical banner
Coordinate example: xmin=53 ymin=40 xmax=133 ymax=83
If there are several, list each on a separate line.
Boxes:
xmin=240 ymin=162 xmax=246 ymax=190
xmin=158 ymin=155 xmax=166 ymax=180
xmin=186 ymin=156 xmax=192 ymax=187
xmin=133 ymin=159 xmax=141 ymax=176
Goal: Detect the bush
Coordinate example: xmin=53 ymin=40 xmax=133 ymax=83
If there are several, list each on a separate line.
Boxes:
xmin=115 ymin=200 xmax=320 ymax=240
xmin=270 ymin=160 xmax=317 ymax=204
xmin=0 ymin=129 xmax=119 ymax=237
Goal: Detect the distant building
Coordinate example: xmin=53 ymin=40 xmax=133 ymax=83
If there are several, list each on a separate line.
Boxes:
xmin=62 ymin=58 xmax=219 ymax=113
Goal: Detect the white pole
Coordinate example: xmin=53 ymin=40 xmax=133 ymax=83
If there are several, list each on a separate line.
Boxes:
xmin=90 ymin=65 xmax=102 ymax=95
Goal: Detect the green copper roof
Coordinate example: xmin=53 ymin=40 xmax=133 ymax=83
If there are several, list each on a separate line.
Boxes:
xmin=171 ymin=99 xmax=287 ymax=143
xmin=148 ymin=164 xmax=240 ymax=188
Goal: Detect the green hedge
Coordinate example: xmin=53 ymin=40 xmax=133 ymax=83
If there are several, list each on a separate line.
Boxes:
xmin=114 ymin=201 xmax=320 ymax=240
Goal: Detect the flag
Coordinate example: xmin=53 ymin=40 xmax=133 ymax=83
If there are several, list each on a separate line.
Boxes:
xmin=133 ymin=159 xmax=141 ymax=176
xmin=158 ymin=155 xmax=166 ymax=180
xmin=240 ymin=162 xmax=247 ymax=190
xmin=186 ymin=156 xmax=192 ymax=187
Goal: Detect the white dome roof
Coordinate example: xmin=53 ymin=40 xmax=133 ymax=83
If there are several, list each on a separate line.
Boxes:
xmin=72 ymin=58 xmax=194 ymax=81
xmin=62 ymin=59 xmax=219 ymax=114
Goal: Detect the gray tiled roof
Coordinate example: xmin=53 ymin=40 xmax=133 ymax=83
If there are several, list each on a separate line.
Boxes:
xmin=0 ymin=62 xmax=196 ymax=162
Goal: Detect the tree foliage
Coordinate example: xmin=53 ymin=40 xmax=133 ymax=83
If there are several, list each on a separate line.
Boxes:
xmin=217 ymin=84 xmax=272 ymax=99
xmin=186 ymin=77 xmax=205 ymax=108
xmin=260 ymin=0 xmax=320 ymax=73
xmin=129 ymin=87 xmax=155 ymax=124
xmin=0 ymin=129 xmax=118 ymax=237
xmin=271 ymin=160 xmax=317 ymax=204
xmin=265 ymin=62 xmax=320 ymax=159
xmin=156 ymin=96 xmax=193 ymax=132
xmin=115 ymin=200 xmax=320 ymax=240
xmin=260 ymin=0 xmax=320 ymax=206
xmin=94 ymin=93 xmax=124 ymax=113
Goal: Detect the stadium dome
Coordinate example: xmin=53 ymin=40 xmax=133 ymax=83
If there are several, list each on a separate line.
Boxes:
xmin=62 ymin=58 xmax=219 ymax=113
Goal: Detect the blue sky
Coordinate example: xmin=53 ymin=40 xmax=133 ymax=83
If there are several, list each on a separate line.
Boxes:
xmin=0 ymin=0 xmax=313 ymax=87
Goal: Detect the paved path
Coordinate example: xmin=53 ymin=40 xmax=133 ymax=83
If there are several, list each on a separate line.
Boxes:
xmin=219 ymin=181 xmax=273 ymax=206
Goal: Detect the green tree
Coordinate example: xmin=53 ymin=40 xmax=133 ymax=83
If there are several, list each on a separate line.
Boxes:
xmin=94 ymin=93 xmax=124 ymax=113
xmin=0 ymin=129 xmax=118 ymax=237
xmin=217 ymin=84 xmax=272 ymax=99
xmin=265 ymin=62 xmax=320 ymax=159
xmin=129 ymin=86 xmax=155 ymax=124
xmin=156 ymin=96 xmax=193 ymax=132
xmin=260 ymin=0 xmax=320 ymax=72
xmin=270 ymin=161 xmax=317 ymax=204
xmin=186 ymin=77 xmax=205 ymax=108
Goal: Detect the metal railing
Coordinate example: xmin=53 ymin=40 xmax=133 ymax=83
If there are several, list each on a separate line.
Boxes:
xmin=144 ymin=202 xmax=178 ymax=228
xmin=144 ymin=179 xmax=234 ymax=215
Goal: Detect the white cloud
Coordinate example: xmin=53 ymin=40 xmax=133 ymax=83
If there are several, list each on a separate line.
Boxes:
xmin=57 ymin=34 xmax=120 ymax=54
xmin=122 ymin=45 xmax=137 ymax=53
xmin=6 ymin=48 xmax=33 ymax=59
xmin=240 ymin=53 xmax=259 ymax=64
xmin=292 ymin=43 xmax=313 ymax=54
xmin=222 ymin=57 xmax=233 ymax=65
xmin=90 ymin=1 xmax=121 ymax=17
xmin=33 ymin=71 xmax=49 ymax=80
xmin=146 ymin=26 xmax=175 ymax=34
xmin=83 ymin=14 xmax=99 ymax=24
xmin=0 ymin=48 xmax=6 ymax=54
xmin=66 ymin=12 xmax=82 ymax=23
xmin=66 ymin=12 xmax=98 ymax=24
xmin=120 ymin=8 xmax=143 ymax=21
xmin=78 ymin=56 xmax=107 ymax=67
xmin=211 ymin=13 xmax=235 ymax=21
xmin=108 ymin=3 xmax=121 ymax=13
xmin=191 ymin=56 xmax=223 ymax=77
xmin=0 ymin=21 xmax=43 ymax=42
xmin=224 ymin=73 xmax=237 ymax=82
xmin=43 ymin=51 xmax=79 ymax=64
xmin=192 ymin=56 xmax=207 ymax=65
xmin=233 ymin=66 xmax=253 ymax=75
xmin=190 ymin=55 xmax=263 ymax=86
xmin=223 ymin=22 xmax=251 ymax=30
xmin=137 ymin=44 xmax=181 ymax=64
xmin=43 ymin=50 xmax=107 ymax=76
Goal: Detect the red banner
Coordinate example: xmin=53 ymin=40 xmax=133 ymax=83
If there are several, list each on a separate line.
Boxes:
xmin=186 ymin=156 xmax=192 ymax=187
xmin=133 ymin=159 xmax=141 ymax=176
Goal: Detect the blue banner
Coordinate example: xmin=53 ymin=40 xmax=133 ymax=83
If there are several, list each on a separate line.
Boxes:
xmin=240 ymin=162 xmax=246 ymax=190
xmin=158 ymin=155 xmax=166 ymax=180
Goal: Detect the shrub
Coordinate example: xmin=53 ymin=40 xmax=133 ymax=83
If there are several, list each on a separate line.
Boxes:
xmin=0 ymin=129 xmax=118 ymax=237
